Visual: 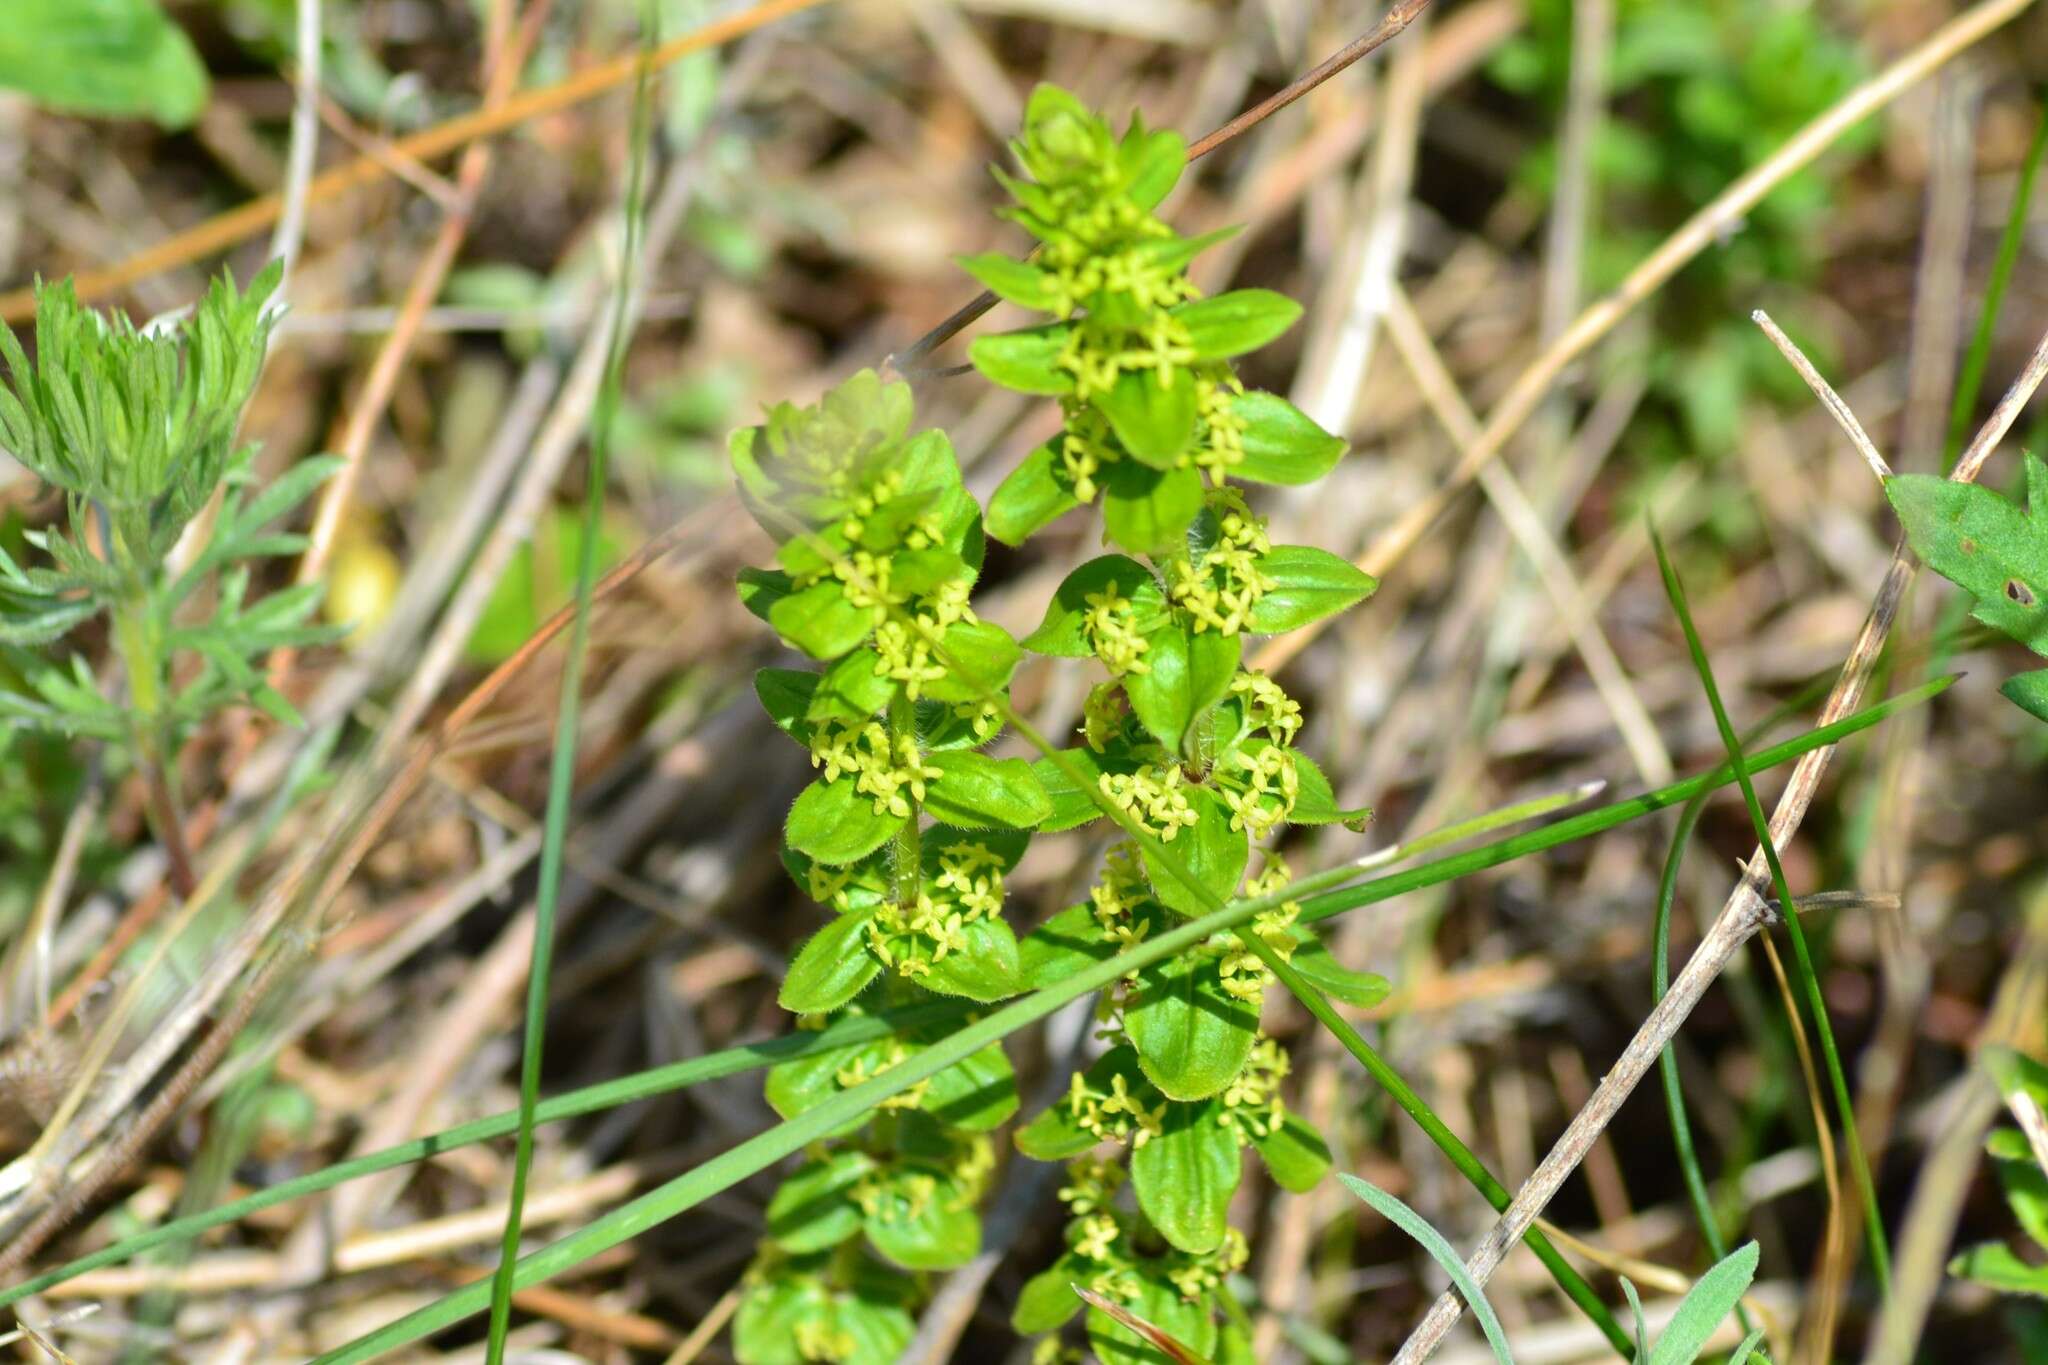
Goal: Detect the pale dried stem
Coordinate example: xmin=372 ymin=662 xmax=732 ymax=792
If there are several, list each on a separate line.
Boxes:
xmin=1753 ymin=309 xmax=1893 ymax=481
xmin=1388 ymin=319 xmax=2048 ymax=1363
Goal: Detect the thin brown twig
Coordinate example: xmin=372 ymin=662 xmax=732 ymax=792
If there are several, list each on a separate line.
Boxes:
xmin=891 ymin=0 xmax=1432 ymax=367
xmin=1753 ymin=309 xmax=1892 ymax=481
xmin=1388 ymin=316 xmax=2048 ymax=1364
xmin=0 ymin=0 xmax=829 ymax=321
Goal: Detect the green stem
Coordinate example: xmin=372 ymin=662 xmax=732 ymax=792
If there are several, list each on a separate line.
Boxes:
xmin=1650 ymin=527 xmax=1892 ymax=1296
xmin=889 ymin=690 xmax=922 ymax=906
xmin=112 ymin=593 xmax=196 ymax=896
xmin=1251 ymin=938 xmax=1636 ymax=1359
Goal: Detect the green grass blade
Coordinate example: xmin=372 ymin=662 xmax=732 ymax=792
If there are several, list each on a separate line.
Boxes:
xmin=481 ymin=41 xmax=660 ymax=1363
xmin=305 ymin=684 xmax=1944 ymax=1358
xmin=1945 ymin=91 xmax=2048 ymax=473
xmin=0 ymin=1005 xmax=961 ymax=1309
xmin=1257 ymin=943 xmax=1634 ymax=1357
xmin=1649 ymin=524 xmax=1892 ymax=1295
xmin=1353 ymin=779 xmax=1605 ymax=871
xmin=1726 ymin=1325 xmax=1768 ymax=1364
xmin=1337 ymin=1173 xmax=1516 ymax=1365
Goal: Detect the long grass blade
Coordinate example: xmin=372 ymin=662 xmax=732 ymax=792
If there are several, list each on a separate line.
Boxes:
xmin=305 ymin=681 xmax=1943 ymax=1359
xmin=480 ymin=36 xmax=660 ymax=1363
xmin=1649 ymin=524 xmax=1893 ymax=1294
xmin=1338 ymin=1174 xmax=1516 ymax=1365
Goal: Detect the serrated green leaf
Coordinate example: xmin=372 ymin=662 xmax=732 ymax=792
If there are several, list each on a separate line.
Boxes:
xmin=786 ymin=778 xmax=903 ymax=865
xmin=1247 ymin=546 xmax=1378 ymax=633
xmin=1231 ymin=391 xmax=1346 ymax=485
xmin=1131 ymin=1100 xmax=1241 ymax=1253
xmin=1888 ymin=460 xmax=2048 ymax=663
xmin=766 ymin=1150 xmax=873 ymax=1253
xmin=1102 ymin=460 xmax=1204 ymax=556
xmin=1095 ymin=368 xmax=1199 ymax=469
xmin=922 ymin=750 xmax=1051 ymax=829
xmin=1287 ymin=751 xmax=1373 ymax=828
xmin=1172 ymin=290 xmax=1302 ymax=361
xmin=1251 ymin=1112 xmax=1332 ymax=1193
xmin=970 ymin=325 xmax=1075 ymax=395
xmin=778 ymin=913 xmax=883 ymax=1014
xmin=1023 ymin=555 xmax=1166 ymax=657
xmin=1127 ymin=948 xmax=1258 ymax=1101
xmin=986 ymin=441 xmax=1081 ymax=545
xmin=1125 ymin=619 xmax=1239 ymax=757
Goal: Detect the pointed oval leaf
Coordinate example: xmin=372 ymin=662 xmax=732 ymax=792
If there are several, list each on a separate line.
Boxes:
xmin=1131 ymin=1100 xmax=1242 ymax=1253
xmin=779 ymin=913 xmax=883 ymax=1014
xmin=987 ymin=441 xmax=1082 ymax=545
xmin=1246 ymin=545 xmax=1378 ymax=634
xmin=1127 ymin=950 xmax=1259 ymax=1100
xmin=786 ymin=777 xmax=904 ymax=866
xmin=922 ymin=750 xmax=1051 ymax=829
xmin=1231 ymin=390 xmax=1345 ymax=485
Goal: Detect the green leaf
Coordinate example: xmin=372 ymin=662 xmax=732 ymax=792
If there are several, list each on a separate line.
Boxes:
xmin=1125 ymin=620 xmax=1240 ymax=757
xmin=785 ymin=778 xmax=903 ymax=865
xmin=0 ymin=0 xmax=209 ymax=127
xmin=806 ymin=650 xmax=895 ymax=724
xmin=923 ymin=1040 xmax=1018 ymax=1132
xmin=1123 ymin=124 xmax=1187 ymax=212
xmin=1246 ymin=546 xmax=1378 ymax=634
xmin=1014 ymin=1253 xmax=1091 ymax=1333
xmin=1087 ymin=1268 xmax=1218 ymax=1365
xmin=779 ymin=913 xmax=882 ymax=1014
xmin=919 ymin=619 xmax=1024 ymax=703
xmin=768 ymin=580 xmax=875 ymax=660
xmin=737 ymin=566 xmax=794 ymax=622
xmin=2001 ymin=668 xmax=2048 ymax=723
xmin=922 ymin=750 xmax=1052 ymax=829
xmin=1650 ymin=1241 xmax=1758 ymax=1365
xmin=754 ymin=668 xmax=820 ymax=743
xmin=1888 ymin=458 xmax=2048 ymax=660
xmin=920 ymin=915 xmax=1026 ymax=1003
xmin=1285 ymin=935 xmax=1389 ymax=1008
xmin=863 ymin=1167 xmax=982 ymax=1270
xmin=1016 ymin=1049 xmax=1148 ymax=1160
xmin=1172 ymin=290 xmax=1303 ymax=361
xmin=1287 ymin=752 xmax=1373 ymax=828
xmin=1950 ymin=1241 xmax=2048 ymax=1297
xmin=1102 ymin=460 xmax=1204 ymax=557
xmin=766 ymin=1152 xmax=872 ymax=1254
xmin=1140 ymin=786 xmax=1247 ymax=919
xmin=1024 ymin=555 xmax=1166 ymax=656
xmin=1095 ymin=368 xmax=1198 ymax=469
xmin=1339 ymin=1173 xmax=1516 ymax=1365
xmin=1984 ymin=1046 xmax=2048 ymax=1109
xmin=970 ymin=324 xmax=1075 ymax=395
xmin=1127 ymin=949 xmax=1258 ymax=1100
xmin=1993 ymin=1145 xmax=2048 ymax=1252
xmin=734 ymin=1274 xmax=832 ymax=1365
xmin=1251 ymin=1112 xmax=1332 ymax=1193
xmin=1031 ymin=747 xmax=1114 ymax=833
xmin=838 ymin=1284 xmax=917 ymax=1364
xmin=1131 ymin=1100 xmax=1241 ymax=1253
xmin=1021 ymin=903 xmax=1117 ymax=989
xmin=955 ymin=253 xmax=1059 ymax=311
xmin=987 ymin=441 xmax=1081 ymax=546
xmin=1231 ymin=391 xmax=1346 ymax=485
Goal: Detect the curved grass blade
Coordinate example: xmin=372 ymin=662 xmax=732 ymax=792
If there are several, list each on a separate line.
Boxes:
xmin=1338 ymin=1173 xmax=1515 ymax=1365
xmin=299 ymin=680 xmax=1944 ymax=1359
xmin=1650 ymin=524 xmax=1891 ymax=1293
xmin=1651 ymin=1241 xmax=1759 ymax=1365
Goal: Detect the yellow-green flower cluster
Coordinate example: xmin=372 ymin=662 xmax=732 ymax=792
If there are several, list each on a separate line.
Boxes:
xmin=864 ymin=841 xmax=1009 ymax=981
xmin=808 ymin=721 xmax=942 ymax=820
xmin=1081 ymin=588 xmax=1151 ymax=675
xmin=1219 ymin=743 xmax=1299 ymax=839
xmin=1218 ymin=1037 xmax=1291 ymax=1141
xmin=1064 ymin=1067 xmax=1166 ymax=1149
xmin=1231 ymin=669 xmax=1303 ymax=745
xmin=1098 ymin=764 xmax=1199 ymax=841
xmin=1167 ymin=488 xmax=1277 ymax=635
xmin=1087 ymin=842 xmax=1153 ymax=951
xmin=1215 ymin=858 xmax=1302 ymax=1003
